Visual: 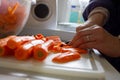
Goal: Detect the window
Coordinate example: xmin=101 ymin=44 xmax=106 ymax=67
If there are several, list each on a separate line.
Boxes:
xmin=57 ymin=0 xmax=89 ymax=32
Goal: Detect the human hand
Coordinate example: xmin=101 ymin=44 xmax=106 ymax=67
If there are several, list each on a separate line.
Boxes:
xmin=69 ymin=25 xmax=120 ymax=57
xmin=76 ymin=20 xmax=95 ymax=32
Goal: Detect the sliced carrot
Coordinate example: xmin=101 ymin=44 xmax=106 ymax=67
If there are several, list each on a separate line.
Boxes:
xmin=7 ymin=36 xmax=35 ymax=49
xmin=61 ymin=46 xmax=88 ymax=54
xmin=14 ymin=45 xmax=33 ymax=60
xmin=0 ymin=1 xmax=25 ymax=33
xmin=14 ymin=39 xmax=45 ymax=60
xmin=8 ymin=2 xmax=19 ymax=15
xmin=49 ymin=42 xmax=87 ymax=54
xmin=52 ymin=51 xmax=81 ymax=63
xmin=0 ymin=35 xmax=16 ymax=56
xmin=46 ymin=36 xmax=62 ymax=42
xmin=33 ymin=40 xmax=54 ymax=61
xmin=34 ymin=34 xmax=47 ymax=41
xmin=49 ymin=42 xmax=64 ymax=53
xmin=75 ymin=48 xmax=88 ymax=54
xmin=4 ymin=2 xmax=19 ymax=24
xmin=34 ymin=34 xmax=45 ymax=39
xmin=4 ymin=13 xmax=17 ymax=24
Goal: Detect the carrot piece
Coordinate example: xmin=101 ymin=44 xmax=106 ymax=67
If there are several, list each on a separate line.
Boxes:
xmin=8 ymin=2 xmax=19 ymax=15
xmin=50 ymin=43 xmax=87 ymax=54
xmin=52 ymin=51 xmax=81 ymax=63
xmin=49 ymin=42 xmax=64 ymax=53
xmin=33 ymin=40 xmax=54 ymax=61
xmin=76 ymin=48 xmax=88 ymax=54
xmin=4 ymin=13 xmax=17 ymax=24
xmin=14 ymin=39 xmax=45 ymax=60
xmin=0 ymin=35 xmax=16 ymax=56
xmin=7 ymin=36 xmax=35 ymax=49
xmin=34 ymin=34 xmax=46 ymax=41
xmin=46 ymin=36 xmax=62 ymax=42
xmin=61 ymin=46 xmax=88 ymax=54
xmin=8 ymin=6 xmax=12 ymax=14
xmin=4 ymin=2 xmax=19 ymax=24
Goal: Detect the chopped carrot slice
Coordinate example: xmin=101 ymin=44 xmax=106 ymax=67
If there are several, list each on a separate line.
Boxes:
xmin=52 ymin=51 xmax=81 ymax=63
xmin=46 ymin=36 xmax=62 ymax=42
xmin=0 ymin=35 xmax=16 ymax=56
xmin=34 ymin=34 xmax=46 ymax=41
xmin=7 ymin=36 xmax=35 ymax=49
xmin=75 ymin=48 xmax=88 ymax=54
xmin=49 ymin=42 xmax=64 ymax=53
xmin=33 ymin=40 xmax=54 ymax=61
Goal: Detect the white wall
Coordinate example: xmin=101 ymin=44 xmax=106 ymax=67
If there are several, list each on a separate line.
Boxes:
xmin=58 ymin=0 xmax=70 ymax=23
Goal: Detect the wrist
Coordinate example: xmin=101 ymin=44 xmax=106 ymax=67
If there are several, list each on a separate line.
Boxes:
xmin=88 ymin=13 xmax=106 ymax=26
xmin=88 ymin=7 xmax=109 ymax=26
xmin=114 ymin=36 xmax=120 ymax=57
xmin=104 ymin=36 xmax=120 ymax=58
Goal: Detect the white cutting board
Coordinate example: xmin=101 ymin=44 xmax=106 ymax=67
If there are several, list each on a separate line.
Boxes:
xmin=0 ymin=51 xmax=105 ymax=79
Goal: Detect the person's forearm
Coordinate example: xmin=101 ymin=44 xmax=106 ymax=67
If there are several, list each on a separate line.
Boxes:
xmin=106 ymin=37 xmax=120 ymax=58
xmin=84 ymin=7 xmax=109 ymax=27
xmin=86 ymin=12 xmax=107 ymax=27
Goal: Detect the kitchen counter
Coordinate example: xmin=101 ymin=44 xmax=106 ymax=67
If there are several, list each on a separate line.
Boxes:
xmin=0 ymin=27 xmax=120 ymax=80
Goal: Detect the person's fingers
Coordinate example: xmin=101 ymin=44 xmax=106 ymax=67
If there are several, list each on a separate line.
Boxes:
xmin=71 ymin=34 xmax=96 ymax=47
xmin=76 ymin=24 xmax=92 ymax=32
xmin=69 ymin=25 xmax=101 ymax=48
xmin=69 ymin=27 xmax=94 ymax=45
xmin=78 ymin=41 xmax=97 ymax=49
xmin=76 ymin=21 xmax=96 ymax=32
xmin=76 ymin=25 xmax=87 ymax=32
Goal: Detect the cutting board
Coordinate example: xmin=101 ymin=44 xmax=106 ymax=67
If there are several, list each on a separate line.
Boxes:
xmin=0 ymin=51 xmax=105 ymax=79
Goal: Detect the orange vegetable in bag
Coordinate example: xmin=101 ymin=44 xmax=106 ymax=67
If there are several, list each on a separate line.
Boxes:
xmin=0 ymin=1 xmax=26 ymax=38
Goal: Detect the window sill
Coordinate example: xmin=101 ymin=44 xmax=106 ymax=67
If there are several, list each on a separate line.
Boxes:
xmin=57 ymin=22 xmax=81 ymax=32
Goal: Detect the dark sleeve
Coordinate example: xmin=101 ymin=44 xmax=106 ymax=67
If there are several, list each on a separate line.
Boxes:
xmin=83 ymin=0 xmax=114 ymax=21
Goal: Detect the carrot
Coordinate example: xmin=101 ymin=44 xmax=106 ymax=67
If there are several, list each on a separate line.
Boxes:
xmin=46 ymin=36 xmax=62 ymax=42
xmin=7 ymin=36 xmax=35 ymax=49
xmin=48 ymin=42 xmax=63 ymax=53
xmin=52 ymin=51 xmax=81 ymax=63
xmin=4 ymin=13 xmax=17 ymax=24
xmin=14 ymin=39 xmax=45 ymax=60
xmin=0 ymin=2 xmax=25 ymax=34
xmin=4 ymin=2 xmax=19 ymax=24
xmin=34 ymin=34 xmax=46 ymax=41
xmin=8 ymin=2 xmax=19 ymax=15
xmin=33 ymin=40 xmax=54 ymax=61
xmin=49 ymin=42 xmax=87 ymax=54
xmin=75 ymin=48 xmax=88 ymax=54
xmin=61 ymin=45 xmax=88 ymax=54
xmin=0 ymin=35 xmax=16 ymax=56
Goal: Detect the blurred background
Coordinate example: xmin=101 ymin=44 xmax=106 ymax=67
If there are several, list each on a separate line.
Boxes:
xmin=57 ymin=0 xmax=89 ymax=32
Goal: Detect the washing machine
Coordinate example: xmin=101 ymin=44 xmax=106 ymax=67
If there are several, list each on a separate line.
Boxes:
xmin=25 ymin=0 xmax=57 ymax=30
